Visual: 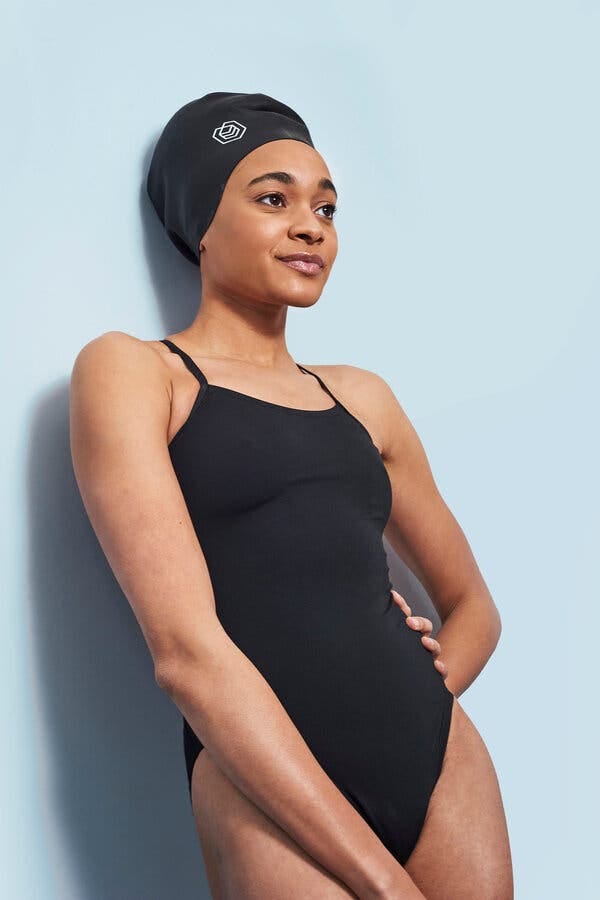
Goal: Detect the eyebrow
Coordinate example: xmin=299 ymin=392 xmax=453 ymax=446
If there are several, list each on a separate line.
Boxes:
xmin=245 ymin=171 xmax=338 ymax=199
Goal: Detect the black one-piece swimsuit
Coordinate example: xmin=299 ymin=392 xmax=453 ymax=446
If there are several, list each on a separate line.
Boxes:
xmin=161 ymin=338 xmax=454 ymax=866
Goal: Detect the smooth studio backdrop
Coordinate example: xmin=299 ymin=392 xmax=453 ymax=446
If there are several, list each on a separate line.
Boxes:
xmin=2 ymin=1 xmax=598 ymax=897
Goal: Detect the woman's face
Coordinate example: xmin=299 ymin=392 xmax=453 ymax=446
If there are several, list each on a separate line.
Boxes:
xmin=199 ymin=139 xmax=338 ymax=309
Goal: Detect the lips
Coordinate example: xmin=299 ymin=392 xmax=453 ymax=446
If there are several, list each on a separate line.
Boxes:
xmin=277 ymin=252 xmax=325 ymax=275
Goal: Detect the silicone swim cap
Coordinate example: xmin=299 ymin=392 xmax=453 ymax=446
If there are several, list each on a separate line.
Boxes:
xmin=146 ymin=91 xmax=315 ymax=265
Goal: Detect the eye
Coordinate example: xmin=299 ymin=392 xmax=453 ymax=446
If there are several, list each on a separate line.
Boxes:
xmin=317 ymin=203 xmax=338 ymax=220
xmin=257 ymin=192 xmax=286 ymax=208
xmin=257 ymin=192 xmax=338 ymax=220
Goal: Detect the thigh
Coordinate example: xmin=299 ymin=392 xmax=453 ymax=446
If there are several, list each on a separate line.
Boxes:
xmin=404 ymin=696 xmax=514 ymax=900
xmin=190 ymin=748 xmax=356 ymax=900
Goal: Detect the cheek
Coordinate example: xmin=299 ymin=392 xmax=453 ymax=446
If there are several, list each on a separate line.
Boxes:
xmin=208 ymin=211 xmax=305 ymax=289
xmin=228 ymin=224 xmax=284 ymax=272
xmin=225 ymin=220 xmax=279 ymax=261
xmin=214 ymin=247 xmax=272 ymax=294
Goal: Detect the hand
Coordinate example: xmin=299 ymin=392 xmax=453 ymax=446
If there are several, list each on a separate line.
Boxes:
xmin=390 ymin=589 xmax=448 ymax=682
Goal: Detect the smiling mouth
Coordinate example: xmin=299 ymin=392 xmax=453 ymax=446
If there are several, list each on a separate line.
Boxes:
xmin=277 ymin=258 xmax=323 ymax=276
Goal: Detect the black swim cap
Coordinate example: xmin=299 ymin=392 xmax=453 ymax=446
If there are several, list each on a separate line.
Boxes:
xmin=146 ymin=92 xmax=315 ymax=265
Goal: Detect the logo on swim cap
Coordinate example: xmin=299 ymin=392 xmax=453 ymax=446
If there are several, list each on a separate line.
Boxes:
xmin=212 ymin=120 xmax=247 ymax=144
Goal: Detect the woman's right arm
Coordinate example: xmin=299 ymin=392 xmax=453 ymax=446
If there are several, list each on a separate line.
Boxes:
xmin=69 ymin=331 xmax=424 ymax=900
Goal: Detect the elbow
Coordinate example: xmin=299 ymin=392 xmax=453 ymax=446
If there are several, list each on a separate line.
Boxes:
xmin=155 ymin=656 xmax=205 ymax=700
xmin=154 ymin=639 xmax=203 ymax=693
xmin=488 ymin=604 xmax=502 ymax=651
xmin=154 ymin=660 xmax=180 ymax=696
xmin=154 ymin=624 xmax=227 ymax=696
xmin=477 ymin=589 xmax=502 ymax=645
xmin=491 ymin=598 xmax=502 ymax=639
xmin=155 ymin=659 xmax=180 ymax=694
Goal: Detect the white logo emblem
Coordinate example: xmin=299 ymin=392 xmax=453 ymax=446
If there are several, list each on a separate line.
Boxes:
xmin=212 ymin=120 xmax=247 ymax=144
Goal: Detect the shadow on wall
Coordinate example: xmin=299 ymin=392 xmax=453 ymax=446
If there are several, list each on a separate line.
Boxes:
xmin=141 ymin=135 xmax=202 ymax=330
xmin=27 ymin=385 xmax=212 ymax=899
xmin=384 ymin=545 xmax=444 ymax=636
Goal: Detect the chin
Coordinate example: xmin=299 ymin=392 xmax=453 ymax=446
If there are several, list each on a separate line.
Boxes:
xmin=276 ymin=287 xmax=323 ymax=309
xmin=290 ymin=296 xmax=320 ymax=309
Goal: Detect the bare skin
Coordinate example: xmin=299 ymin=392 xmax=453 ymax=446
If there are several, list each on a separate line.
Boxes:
xmin=189 ymin=697 xmax=513 ymax=900
xmin=153 ymin=337 xmax=513 ymax=898
xmin=72 ymin=135 xmax=512 ymax=896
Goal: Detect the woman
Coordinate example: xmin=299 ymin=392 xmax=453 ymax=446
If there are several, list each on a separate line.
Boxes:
xmin=70 ymin=93 xmax=513 ymax=899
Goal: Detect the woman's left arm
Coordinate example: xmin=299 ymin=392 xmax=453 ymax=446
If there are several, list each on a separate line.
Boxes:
xmin=339 ymin=365 xmax=503 ymax=700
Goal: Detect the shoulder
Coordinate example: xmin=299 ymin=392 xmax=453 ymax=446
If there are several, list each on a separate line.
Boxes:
xmin=301 ymin=363 xmax=405 ymax=457
xmin=305 ymin=363 xmax=393 ymax=404
xmin=71 ymin=330 xmax=168 ymax=373
xmin=70 ymin=331 xmax=180 ymax=391
xmin=70 ymin=331 xmax=174 ymax=420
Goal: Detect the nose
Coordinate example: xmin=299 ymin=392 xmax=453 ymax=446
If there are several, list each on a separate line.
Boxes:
xmin=286 ymin=200 xmax=326 ymax=243
xmin=289 ymin=218 xmax=324 ymax=244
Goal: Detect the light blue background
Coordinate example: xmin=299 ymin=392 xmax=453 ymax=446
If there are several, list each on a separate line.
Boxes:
xmin=2 ymin=1 xmax=597 ymax=897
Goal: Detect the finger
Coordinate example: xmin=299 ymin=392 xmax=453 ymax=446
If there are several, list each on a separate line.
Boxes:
xmin=419 ymin=617 xmax=433 ymax=635
xmin=406 ymin=615 xmax=433 ymax=636
xmin=434 ymin=658 xmax=448 ymax=677
xmin=391 ymin=589 xmax=411 ymax=615
xmin=391 ymin=589 xmax=412 ymax=617
xmin=421 ymin=637 xmax=441 ymax=656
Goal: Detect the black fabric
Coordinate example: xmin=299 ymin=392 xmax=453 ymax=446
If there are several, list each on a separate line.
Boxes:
xmin=161 ymin=338 xmax=455 ymax=866
xmin=146 ymin=92 xmax=315 ymax=265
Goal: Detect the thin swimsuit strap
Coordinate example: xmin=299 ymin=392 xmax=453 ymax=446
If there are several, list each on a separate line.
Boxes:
xmin=295 ymin=362 xmax=339 ymax=406
xmin=160 ymin=337 xmax=376 ymax=446
xmin=291 ymin=363 xmax=378 ymax=449
xmin=161 ymin=338 xmax=208 ymax=387
xmin=161 ymin=338 xmax=335 ymax=406
xmin=161 ymin=338 xmax=208 ymax=416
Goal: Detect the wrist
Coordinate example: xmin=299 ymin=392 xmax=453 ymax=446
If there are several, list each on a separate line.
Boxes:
xmin=367 ymin=866 xmax=426 ymax=900
xmin=352 ymin=862 xmax=403 ymax=899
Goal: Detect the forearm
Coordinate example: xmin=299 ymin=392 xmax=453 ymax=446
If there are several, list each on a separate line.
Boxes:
xmin=435 ymin=593 xmax=502 ymax=698
xmin=159 ymin=620 xmax=422 ymax=899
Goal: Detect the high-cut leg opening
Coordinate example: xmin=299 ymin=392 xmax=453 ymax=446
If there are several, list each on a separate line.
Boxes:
xmin=187 ymin=747 xmax=206 ymax=804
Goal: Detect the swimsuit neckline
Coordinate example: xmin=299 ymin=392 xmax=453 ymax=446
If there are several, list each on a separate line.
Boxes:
xmin=205 ymin=381 xmax=340 ymax=415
